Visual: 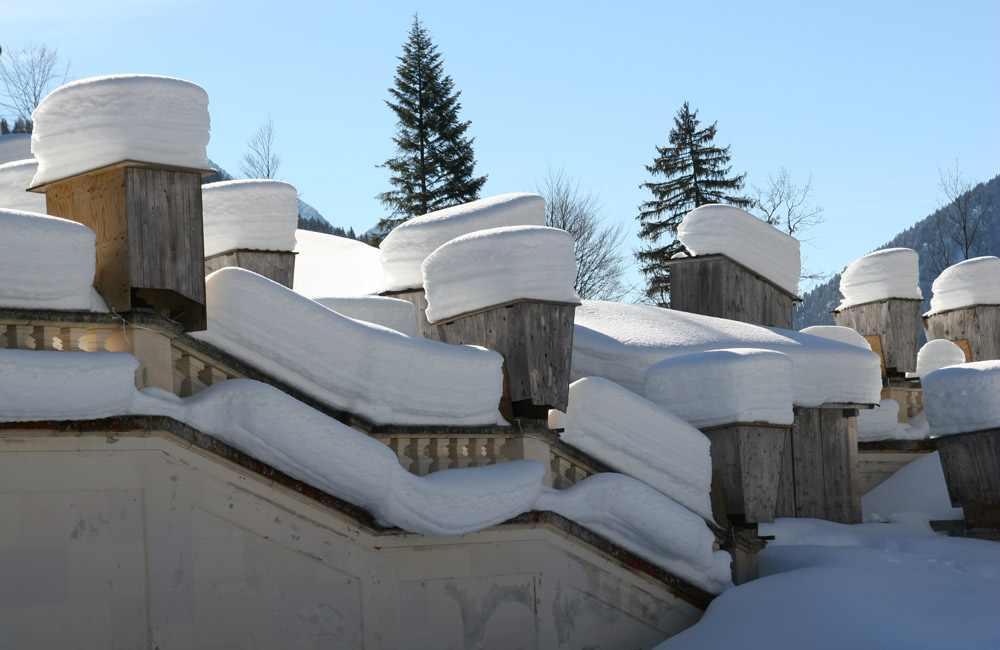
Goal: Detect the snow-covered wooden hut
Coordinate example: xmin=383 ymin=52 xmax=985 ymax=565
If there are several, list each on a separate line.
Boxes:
xmin=923 ymin=256 xmax=1000 ymax=362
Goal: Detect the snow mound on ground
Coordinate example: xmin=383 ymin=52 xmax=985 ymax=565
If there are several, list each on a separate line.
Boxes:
xmin=926 ymin=256 xmax=1000 ymax=315
xmin=857 ymin=399 xmax=913 ymax=441
xmin=539 ymin=475 xmax=731 ymax=594
xmin=193 ymin=267 xmax=505 ymax=426
xmin=0 ymin=350 xmax=137 ymax=419
xmin=644 ymin=348 xmax=794 ymax=428
xmin=0 ymin=208 xmax=107 ymax=311
xmin=201 ymin=179 xmax=298 ymax=256
xmin=380 ymin=193 xmax=545 ymax=292
xmin=0 ymin=159 xmax=46 ymax=213
xmin=293 ymin=229 xmax=382 ymax=298
xmin=573 ymin=301 xmax=881 ymax=407
xmin=909 ymin=339 xmax=967 ymax=378
xmin=313 ymin=296 xmax=416 ymax=336
xmin=0 ymin=133 xmax=32 ymax=165
xmin=549 ymin=377 xmax=713 ymax=520
xmin=677 ymin=204 xmax=800 ymax=296
xmin=660 ymin=518 xmax=1000 ymax=649
xmin=862 ymin=451 xmax=963 ymax=521
xmin=30 ymin=74 xmax=211 ymax=186
xmin=799 ymin=325 xmax=872 ymax=350
xmin=837 ymin=248 xmax=922 ymax=309
xmin=422 ymin=225 xmax=580 ymax=322
xmin=922 ymin=360 xmax=1000 ymax=435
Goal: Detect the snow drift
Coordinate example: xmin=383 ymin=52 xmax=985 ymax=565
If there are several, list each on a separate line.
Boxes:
xmin=201 ymin=179 xmax=298 ymax=256
xmin=0 ymin=159 xmax=46 ymax=213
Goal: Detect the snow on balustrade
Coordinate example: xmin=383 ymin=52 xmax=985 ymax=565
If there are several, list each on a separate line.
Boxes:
xmin=379 ymin=193 xmax=545 ymax=292
xmin=644 ymin=348 xmax=795 ymax=429
xmin=838 ymin=248 xmax=922 ymax=309
xmin=549 ymin=376 xmax=713 ymax=520
xmin=0 ymin=159 xmax=46 ymax=213
xmin=0 ymin=208 xmax=107 ymax=311
xmin=202 ymin=179 xmax=298 ymax=256
xmin=857 ymin=399 xmax=911 ymax=441
xmin=313 ymin=296 xmax=417 ymax=336
xmin=925 ymin=256 xmax=1000 ymax=315
xmin=293 ymin=229 xmax=384 ymax=297
xmin=573 ymin=301 xmax=882 ymax=407
xmin=677 ymin=204 xmax=801 ymax=296
xmin=0 ymin=133 xmax=31 ymax=165
xmin=922 ymin=360 xmax=1000 ymax=436
xmin=908 ymin=339 xmax=967 ymax=379
xmin=30 ymin=74 xmax=211 ymax=187
xmin=799 ymin=325 xmax=873 ymax=350
xmin=421 ymin=225 xmax=580 ymax=322
xmin=193 ymin=267 xmax=506 ymax=426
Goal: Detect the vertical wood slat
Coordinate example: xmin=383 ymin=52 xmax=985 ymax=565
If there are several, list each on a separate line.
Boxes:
xmin=667 ymin=255 xmax=796 ymax=329
xmin=833 ymin=299 xmax=922 ymax=375
xmin=923 ymin=305 xmax=1000 ymax=362
xmin=703 ymin=425 xmax=788 ymax=524
xmin=204 ymin=250 xmax=296 ymax=288
xmin=936 ymin=428 xmax=1000 ymax=510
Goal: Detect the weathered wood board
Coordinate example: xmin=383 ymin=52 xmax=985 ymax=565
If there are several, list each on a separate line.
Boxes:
xmin=667 ymin=254 xmax=797 ymax=329
xmin=834 ymin=298 xmax=922 ymax=375
xmin=205 ymin=250 xmax=296 ymax=288
xmin=703 ymin=424 xmax=788 ymax=524
xmin=936 ymin=428 xmax=1000 ymax=510
xmin=923 ymin=304 xmax=1000 ymax=362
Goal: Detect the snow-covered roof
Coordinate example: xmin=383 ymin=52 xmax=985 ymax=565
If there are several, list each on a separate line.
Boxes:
xmin=799 ymin=325 xmax=872 ymax=350
xmin=292 ymin=229 xmax=383 ymax=298
xmin=677 ymin=204 xmax=801 ymax=296
xmin=926 ymin=256 xmax=1000 ymax=315
xmin=30 ymin=74 xmax=211 ymax=187
xmin=201 ymin=179 xmax=298 ymax=256
xmin=909 ymin=339 xmax=967 ymax=379
xmin=573 ymin=301 xmax=881 ymax=407
xmin=379 ymin=193 xmax=545 ymax=292
xmin=0 ymin=159 xmax=46 ymax=213
xmin=422 ymin=225 xmax=580 ymax=322
xmin=0 ymin=133 xmax=32 ymax=165
xmin=922 ymin=360 xmax=1000 ymax=436
xmin=313 ymin=295 xmax=416 ymax=336
xmin=838 ymin=248 xmax=922 ymax=310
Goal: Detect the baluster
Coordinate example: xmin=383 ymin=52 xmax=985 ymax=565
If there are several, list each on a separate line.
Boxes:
xmin=409 ymin=438 xmax=432 ymax=476
xmin=31 ymin=325 xmax=61 ymax=350
xmin=57 ymin=326 xmax=88 ymax=351
xmin=565 ymin=463 xmax=588 ymax=486
xmin=388 ymin=438 xmax=412 ymax=473
xmin=485 ymin=438 xmax=507 ymax=466
xmin=6 ymin=325 xmax=33 ymax=349
xmin=198 ymin=365 xmax=228 ymax=388
xmin=80 ymin=327 xmax=113 ymax=352
xmin=171 ymin=348 xmax=184 ymax=395
xmin=428 ymin=438 xmax=451 ymax=473
xmin=176 ymin=354 xmax=207 ymax=397
xmin=0 ymin=328 xmax=6 ymax=349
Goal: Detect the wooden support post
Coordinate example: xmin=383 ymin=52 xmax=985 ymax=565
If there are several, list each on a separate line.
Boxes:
xmin=935 ymin=428 xmax=1000 ymax=539
xmin=833 ymin=298 xmax=922 ymax=376
xmin=703 ymin=424 xmax=789 ymax=525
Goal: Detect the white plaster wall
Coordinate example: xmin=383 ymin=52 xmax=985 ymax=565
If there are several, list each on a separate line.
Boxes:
xmin=0 ymin=431 xmax=702 ymax=649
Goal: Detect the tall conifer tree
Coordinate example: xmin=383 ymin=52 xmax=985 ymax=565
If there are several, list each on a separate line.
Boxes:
xmin=376 ymin=16 xmax=487 ymax=236
xmin=636 ymin=102 xmax=750 ymax=306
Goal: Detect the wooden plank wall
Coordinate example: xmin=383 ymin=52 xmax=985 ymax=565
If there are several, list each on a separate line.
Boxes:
xmin=833 ymin=299 xmax=922 ymax=375
xmin=923 ymin=305 xmax=1000 ymax=361
xmin=668 ymin=255 xmax=795 ymax=329
xmin=703 ymin=425 xmax=788 ymax=524
xmin=775 ymin=407 xmax=861 ymax=524
xmin=205 ymin=250 xmax=296 ymax=288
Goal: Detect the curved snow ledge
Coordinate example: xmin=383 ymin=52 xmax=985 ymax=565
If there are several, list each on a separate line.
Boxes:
xmin=293 ymin=229 xmax=383 ymax=298
xmin=549 ymin=377 xmax=713 ymax=520
xmin=313 ymin=296 xmax=417 ymax=336
xmin=422 ymin=225 xmax=580 ymax=323
xmin=857 ymin=399 xmax=909 ymax=442
xmin=380 ymin=193 xmax=545 ymax=292
xmin=0 ymin=159 xmax=46 ymax=213
xmin=539 ymin=475 xmax=732 ymax=594
xmin=908 ymin=339 xmax=967 ymax=379
xmin=678 ymin=204 xmax=800 ymax=296
xmin=194 ymin=267 xmax=505 ymax=426
xmin=0 ymin=349 xmax=137 ymax=420
xmin=838 ymin=248 xmax=922 ymax=310
xmin=30 ymin=74 xmax=211 ymax=187
xmin=923 ymin=360 xmax=1000 ymax=436
xmin=926 ymin=256 xmax=1000 ymax=316
xmin=0 ymin=208 xmax=107 ymax=311
xmin=202 ymin=179 xmax=299 ymax=256
xmin=645 ymin=348 xmax=794 ymax=428
xmin=799 ymin=325 xmax=872 ymax=350
xmin=573 ymin=301 xmax=881 ymax=407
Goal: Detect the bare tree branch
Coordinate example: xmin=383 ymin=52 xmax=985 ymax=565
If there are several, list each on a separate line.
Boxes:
xmin=0 ymin=42 xmax=69 ymax=121
xmin=930 ymin=161 xmax=989 ymax=274
xmin=751 ymin=167 xmax=828 ymax=282
xmin=239 ymin=116 xmax=282 ymax=179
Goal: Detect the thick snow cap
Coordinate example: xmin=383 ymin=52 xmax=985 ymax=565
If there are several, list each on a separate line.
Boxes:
xmin=30 ymin=74 xmax=211 ymax=186
xmin=293 ymin=229 xmax=383 ymax=298
xmin=923 ymin=360 xmax=1000 ymax=436
xmin=910 ymin=339 xmax=967 ymax=379
xmin=0 ymin=159 xmax=46 ymax=213
xmin=857 ymin=399 xmax=905 ymax=441
xmin=202 ymin=179 xmax=298 ymax=256
xmin=0 ymin=208 xmax=106 ymax=311
xmin=549 ymin=376 xmax=714 ymax=520
xmin=422 ymin=225 xmax=580 ymax=322
xmin=573 ymin=301 xmax=881 ymax=407
xmin=677 ymin=204 xmax=801 ymax=296
xmin=926 ymin=256 xmax=1000 ymax=315
xmin=838 ymin=248 xmax=922 ymax=310
xmin=0 ymin=134 xmax=32 ymax=165
xmin=379 ymin=193 xmax=546 ymax=292
xmin=313 ymin=296 xmax=417 ymax=336
xmin=800 ymin=325 xmax=873 ymax=350
xmin=644 ymin=348 xmax=795 ymax=428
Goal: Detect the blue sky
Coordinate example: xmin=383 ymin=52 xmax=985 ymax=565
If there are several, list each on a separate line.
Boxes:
xmin=9 ymin=0 xmax=999 ymax=293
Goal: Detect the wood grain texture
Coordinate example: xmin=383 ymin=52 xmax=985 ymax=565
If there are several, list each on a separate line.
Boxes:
xmin=205 ymin=250 xmax=296 ymax=288
xmin=936 ymin=428 xmax=1000 ymax=510
xmin=667 ymin=255 xmax=796 ymax=329
xmin=833 ymin=299 xmax=922 ymax=375
xmin=923 ymin=305 xmax=1000 ymax=361
xmin=704 ymin=425 xmax=788 ymax=524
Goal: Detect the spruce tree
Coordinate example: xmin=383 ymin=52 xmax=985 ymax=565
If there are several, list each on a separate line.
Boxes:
xmin=636 ymin=102 xmax=751 ymax=306
xmin=376 ymin=16 xmax=487 ymax=236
